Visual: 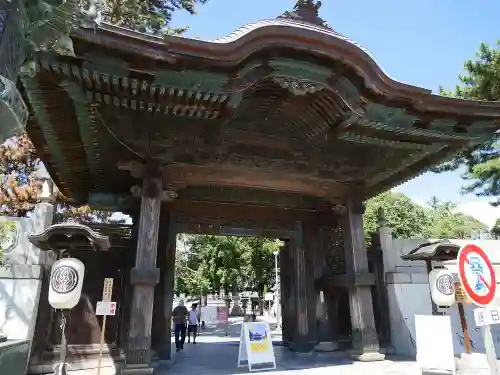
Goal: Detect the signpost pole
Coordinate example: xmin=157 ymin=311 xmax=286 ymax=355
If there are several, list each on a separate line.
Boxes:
xmin=97 ymin=278 xmax=114 ymax=375
xmin=459 ymin=244 xmax=498 ymax=375
xmin=482 ymin=325 xmax=499 ymax=375
xmin=457 ymin=302 xmax=472 ymax=354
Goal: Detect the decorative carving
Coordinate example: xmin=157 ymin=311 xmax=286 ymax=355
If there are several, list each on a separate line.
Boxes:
xmin=0 ymin=220 xmax=20 ymax=255
xmin=278 ymin=1 xmax=332 ymax=29
xmin=130 ymin=185 xmax=178 ymax=202
xmin=272 ymin=76 xmax=325 ymax=96
xmin=117 ymin=160 xmax=145 ymax=179
xmin=322 ymin=225 xmax=345 ymax=275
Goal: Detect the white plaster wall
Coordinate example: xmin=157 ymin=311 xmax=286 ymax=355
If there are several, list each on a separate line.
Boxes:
xmin=0 ymin=266 xmax=42 ymax=340
xmin=0 ymin=216 xmax=44 ymax=342
xmin=383 ymin=237 xmax=500 ymax=358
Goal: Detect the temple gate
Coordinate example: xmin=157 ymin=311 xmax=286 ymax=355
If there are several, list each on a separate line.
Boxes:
xmin=1 ymin=1 xmax=500 ymax=374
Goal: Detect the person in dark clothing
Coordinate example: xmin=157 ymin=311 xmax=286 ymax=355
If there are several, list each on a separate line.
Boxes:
xmin=172 ymin=300 xmax=188 ymax=352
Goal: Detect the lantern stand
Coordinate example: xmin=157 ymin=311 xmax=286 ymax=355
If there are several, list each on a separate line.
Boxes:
xmin=54 ymin=310 xmax=69 ymax=375
xmin=28 ymin=222 xmax=111 ymax=375
xmin=402 ymin=240 xmax=472 ymax=354
xmin=53 ymin=250 xmax=72 ymax=375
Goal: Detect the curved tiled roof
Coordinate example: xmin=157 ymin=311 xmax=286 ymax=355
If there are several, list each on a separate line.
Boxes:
xmin=210 ymin=18 xmax=367 ymax=53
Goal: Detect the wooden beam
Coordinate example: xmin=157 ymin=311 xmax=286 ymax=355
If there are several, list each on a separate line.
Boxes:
xmin=60 ymin=81 xmax=106 ymax=188
xmin=161 ymin=164 xmax=348 ymax=200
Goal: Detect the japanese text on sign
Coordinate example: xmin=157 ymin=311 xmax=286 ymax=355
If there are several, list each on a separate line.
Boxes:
xmin=96 ymin=301 xmax=117 ymax=316
xmin=474 ymin=306 xmax=500 ymax=327
xmin=102 ymin=278 xmax=113 ymax=302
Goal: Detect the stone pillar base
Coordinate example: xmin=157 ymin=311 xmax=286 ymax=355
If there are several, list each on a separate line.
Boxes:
xmin=289 ymin=340 xmax=316 ymax=354
xmin=350 ymin=327 xmax=385 ymax=362
xmin=122 ymin=364 xmax=155 ymax=375
xmin=351 ymin=351 xmax=385 ymax=362
xmin=314 ymin=341 xmax=339 ymax=352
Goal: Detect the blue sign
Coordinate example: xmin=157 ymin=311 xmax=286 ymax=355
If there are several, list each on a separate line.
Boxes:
xmin=469 ymin=256 xmax=486 ymax=293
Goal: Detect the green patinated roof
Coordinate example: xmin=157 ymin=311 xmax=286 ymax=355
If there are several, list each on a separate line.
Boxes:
xmin=10 ymin=16 xmax=500 ymax=211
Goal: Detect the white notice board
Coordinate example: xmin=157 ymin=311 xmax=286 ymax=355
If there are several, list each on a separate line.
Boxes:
xmin=415 ymin=315 xmax=456 ymax=375
xmin=237 ymin=322 xmax=276 ymax=372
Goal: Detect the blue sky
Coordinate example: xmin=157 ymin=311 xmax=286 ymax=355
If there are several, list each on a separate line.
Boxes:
xmin=170 ymin=0 xmax=500 ymax=226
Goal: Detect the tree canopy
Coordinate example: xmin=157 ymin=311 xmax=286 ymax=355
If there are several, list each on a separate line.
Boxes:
xmin=78 ymin=0 xmax=210 ymax=35
xmin=1 ymin=0 xmax=211 ymax=219
xmin=437 ymin=41 xmax=500 ymax=205
xmin=174 ymin=234 xmax=281 ymax=297
xmin=364 ymin=192 xmax=489 ymax=241
xmin=491 ymin=218 xmax=500 ymax=239
xmin=364 ymin=192 xmax=432 ymax=240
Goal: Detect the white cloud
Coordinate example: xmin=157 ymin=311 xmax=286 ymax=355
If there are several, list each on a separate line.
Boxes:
xmin=455 ymin=199 xmax=499 ymax=229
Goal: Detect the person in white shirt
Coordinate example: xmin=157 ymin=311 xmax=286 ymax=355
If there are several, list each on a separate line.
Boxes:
xmin=187 ymin=304 xmax=199 ymax=344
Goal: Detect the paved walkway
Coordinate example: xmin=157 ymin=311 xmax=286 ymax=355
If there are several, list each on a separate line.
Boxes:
xmin=162 ymin=317 xmax=421 ymax=375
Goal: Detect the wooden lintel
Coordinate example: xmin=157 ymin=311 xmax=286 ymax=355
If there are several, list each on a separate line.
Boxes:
xmin=162 ymin=164 xmax=348 ymax=200
xmin=167 ymin=200 xmax=332 ymax=224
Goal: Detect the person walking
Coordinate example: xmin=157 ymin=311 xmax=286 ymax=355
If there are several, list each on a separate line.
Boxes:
xmin=172 ymin=299 xmax=188 ymax=352
xmin=187 ymin=304 xmax=199 ymax=344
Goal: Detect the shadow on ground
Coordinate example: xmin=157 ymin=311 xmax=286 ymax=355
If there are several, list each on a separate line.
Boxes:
xmin=162 ymin=318 xmax=419 ymax=375
xmin=165 ymin=318 xmax=357 ymax=375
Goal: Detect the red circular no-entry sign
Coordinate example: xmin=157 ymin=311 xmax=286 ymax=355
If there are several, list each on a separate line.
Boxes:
xmin=458 ymin=244 xmax=496 ymax=306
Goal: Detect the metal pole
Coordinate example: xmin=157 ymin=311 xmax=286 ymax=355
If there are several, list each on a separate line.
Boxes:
xmin=482 ymin=325 xmax=499 ymax=375
xmin=274 ymin=251 xmax=280 ymax=328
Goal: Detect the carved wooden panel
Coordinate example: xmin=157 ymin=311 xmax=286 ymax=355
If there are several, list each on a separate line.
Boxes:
xmin=321 ymin=225 xmax=345 ymax=275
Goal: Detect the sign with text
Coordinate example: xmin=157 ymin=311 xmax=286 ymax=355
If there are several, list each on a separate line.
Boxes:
xmin=237 ymin=322 xmax=276 ymax=372
xmin=102 ymin=278 xmax=114 ymax=302
xmin=474 ymin=306 xmax=500 ymax=327
xmin=96 ymin=301 xmax=117 ymax=316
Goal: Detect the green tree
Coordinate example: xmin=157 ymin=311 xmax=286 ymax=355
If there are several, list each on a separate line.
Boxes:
xmin=491 ymin=218 xmax=500 ymax=239
xmin=174 ymin=235 xmax=281 ymax=298
xmin=0 ymin=134 xmax=122 ymax=223
xmin=364 ymin=191 xmax=432 ymax=241
xmin=436 ymin=42 xmax=500 ymax=205
xmin=432 ymin=213 xmax=488 ymax=239
xmin=78 ymin=0 xmax=210 ymax=35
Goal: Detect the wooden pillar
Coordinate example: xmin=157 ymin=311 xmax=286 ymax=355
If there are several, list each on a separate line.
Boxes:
xmin=342 ymin=199 xmax=385 ymax=361
xmin=125 ymin=163 xmax=162 ymax=373
xmin=159 ymin=213 xmax=176 ymax=363
xmin=151 ymin=210 xmax=176 ymax=365
xmin=279 ymin=241 xmax=293 ymax=346
xmin=289 ymin=221 xmax=316 ymax=353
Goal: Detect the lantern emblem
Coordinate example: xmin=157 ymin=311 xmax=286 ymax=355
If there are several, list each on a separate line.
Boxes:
xmin=51 ymin=266 xmax=79 ymax=294
xmin=429 ymin=268 xmax=456 ymax=307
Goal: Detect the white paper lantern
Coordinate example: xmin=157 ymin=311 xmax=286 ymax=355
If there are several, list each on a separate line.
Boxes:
xmin=429 ymin=268 xmax=456 ymax=307
xmin=49 ymin=258 xmax=85 ymax=310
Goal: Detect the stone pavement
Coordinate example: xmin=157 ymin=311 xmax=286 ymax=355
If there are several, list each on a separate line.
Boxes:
xmin=161 ymin=317 xmax=421 ymax=375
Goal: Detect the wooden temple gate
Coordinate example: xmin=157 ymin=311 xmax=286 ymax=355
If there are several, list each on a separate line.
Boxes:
xmin=27 ymin=198 xmax=386 ymax=374
xmin=8 ymin=1 xmax=500 ymax=374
